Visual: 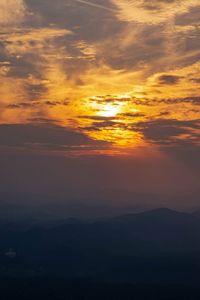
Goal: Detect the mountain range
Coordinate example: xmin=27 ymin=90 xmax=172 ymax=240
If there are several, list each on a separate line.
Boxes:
xmin=0 ymin=208 xmax=200 ymax=284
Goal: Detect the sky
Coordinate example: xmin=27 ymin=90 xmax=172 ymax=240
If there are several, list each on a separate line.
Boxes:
xmin=0 ymin=0 xmax=200 ymax=219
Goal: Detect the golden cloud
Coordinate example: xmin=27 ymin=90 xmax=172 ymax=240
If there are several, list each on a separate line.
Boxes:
xmin=112 ymin=0 xmax=200 ymax=23
xmin=0 ymin=0 xmax=26 ymax=26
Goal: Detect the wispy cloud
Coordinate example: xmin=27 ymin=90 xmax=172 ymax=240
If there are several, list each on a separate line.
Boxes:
xmin=74 ymin=0 xmax=117 ymax=12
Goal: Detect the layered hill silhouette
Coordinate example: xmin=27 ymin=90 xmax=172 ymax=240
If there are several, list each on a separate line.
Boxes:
xmin=0 ymin=208 xmax=200 ymax=284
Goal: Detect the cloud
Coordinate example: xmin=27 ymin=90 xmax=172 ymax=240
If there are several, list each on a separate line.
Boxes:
xmin=86 ymin=120 xmax=119 ymax=130
xmin=6 ymin=102 xmax=35 ymax=109
xmin=74 ymin=0 xmax=117 ymax=12
xmin=0 ymin=0 xmax=200 ymax=152
xmin=157 ymin=75 xmax=182 ymax=85
xmin=1 ymin=27 xmax=72 ymax=55
xmin=134 ymin=119 xmax=200 ymax=145
xmin=80 ymin=115 xmax=116 ymax=121
xmin=0 ymin=123 xmax=108 ymax=151
xmin=190 ymin=78 xmax=200 ymax=84
xmin=119 ymin=112 xmax=146 ymax=118
xmin=175 ymin=5 xmax=200 ymax=26
xmin=112 ymin=0 xmax=200 ymax=24
xmin=163 ymin=97 xmax=200 ymax=105
xmin=0 ymin=0 xmax=26 ymax=26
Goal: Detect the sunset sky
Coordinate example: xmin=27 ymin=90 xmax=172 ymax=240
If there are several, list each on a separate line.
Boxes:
xmin=0 ymin=0 xmax=200 ymax=219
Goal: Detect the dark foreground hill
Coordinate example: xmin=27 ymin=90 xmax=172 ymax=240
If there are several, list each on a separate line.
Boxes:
xmin=0 ymin=279 xmax=200 ymax=300
xmin=0 ymin=208 xmax=200 ymax=285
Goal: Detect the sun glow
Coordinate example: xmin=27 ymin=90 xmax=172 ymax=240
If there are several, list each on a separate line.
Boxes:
xmin=98 ymin=103 xmax=121 ymax=118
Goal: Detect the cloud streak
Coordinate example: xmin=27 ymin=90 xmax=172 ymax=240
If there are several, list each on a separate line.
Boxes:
xmin=74 ymin=0 xmax=118 ymax=12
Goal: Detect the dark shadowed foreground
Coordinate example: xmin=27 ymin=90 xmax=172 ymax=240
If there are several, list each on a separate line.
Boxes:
xmin=0 ymin=279 xmax=200 ymax=300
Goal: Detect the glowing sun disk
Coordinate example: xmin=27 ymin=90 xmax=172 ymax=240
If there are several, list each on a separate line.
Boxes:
xmin=98 ymin=103 xmax=121 ymax=117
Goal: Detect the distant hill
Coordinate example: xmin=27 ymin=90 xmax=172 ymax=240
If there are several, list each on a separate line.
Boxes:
xmin=0 ymin=208 xmax=200 ymax=284
xmin=192 ymin=210 xmax=200 ymax=218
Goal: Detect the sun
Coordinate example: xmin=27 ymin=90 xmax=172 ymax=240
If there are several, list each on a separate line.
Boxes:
xmin=98 ymin=103 xmax=121 ymax=118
